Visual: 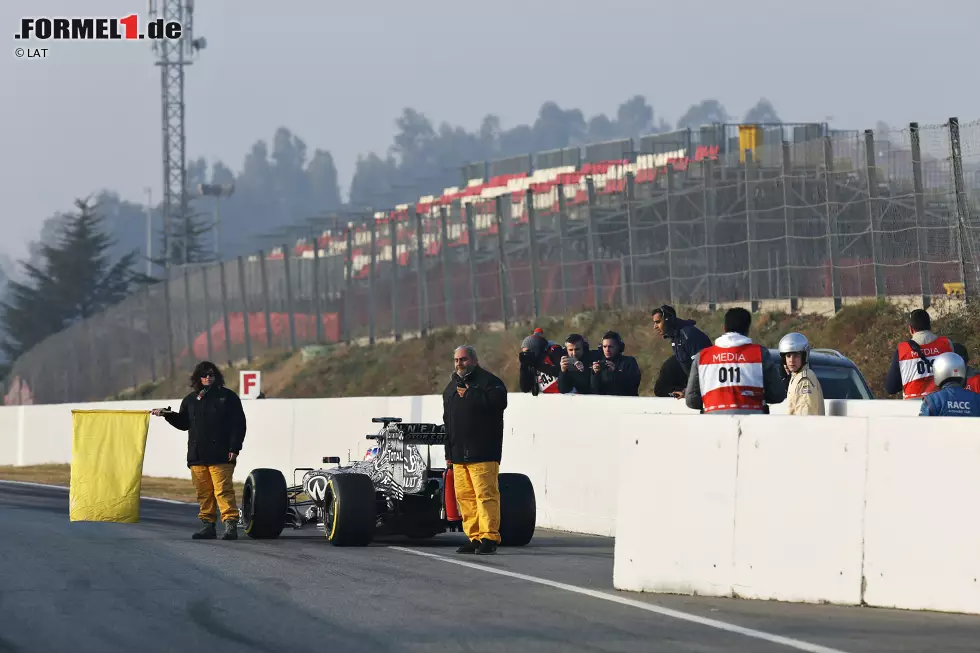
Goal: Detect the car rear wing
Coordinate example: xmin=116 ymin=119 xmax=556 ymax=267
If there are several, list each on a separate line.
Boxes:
xmin=365 ymin=422 xmax=447 ymax=446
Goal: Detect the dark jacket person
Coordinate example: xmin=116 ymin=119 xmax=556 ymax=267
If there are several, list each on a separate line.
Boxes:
xmin=651 ymin=305 xmax=711 ymax=396
xmin=443 ymin=345 xmax=508 ymax=556
xmin=590 ymin=331 xmax=642 ymax=396
xmin=557 ymin=333 xmax=596 ymax=394
xmin=152 ymin=360 xmax=247 ymax=541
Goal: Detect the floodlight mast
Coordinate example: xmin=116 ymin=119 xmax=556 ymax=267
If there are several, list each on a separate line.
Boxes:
xmin=148 ymin=0 xmax=205 ymax=268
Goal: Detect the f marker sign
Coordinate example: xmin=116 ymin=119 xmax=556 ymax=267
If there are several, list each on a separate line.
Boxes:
xmin=240 ymin=371 xmax=261 ymax=399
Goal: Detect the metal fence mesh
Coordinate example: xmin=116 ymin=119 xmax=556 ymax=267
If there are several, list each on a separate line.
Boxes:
xmin=6 ymin=117 xmax=979 ymax=404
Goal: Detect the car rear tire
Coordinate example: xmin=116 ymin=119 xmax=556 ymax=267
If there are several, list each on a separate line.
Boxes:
xmin=498 ymin=472 xmax=536 ymax=546
xmin=324 ymin=473 xmax=376 ymax=546
xmin=242 ymin=468 xmax=287 ymax=539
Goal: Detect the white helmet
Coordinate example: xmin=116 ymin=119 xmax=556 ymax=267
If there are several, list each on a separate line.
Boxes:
xmin=933 ymin=352 xmax=966 ymax=388
xmin=778 ymin=332 xmax=810 ymax=367
xmin=778 ymin=332 xmax=810 ymax=354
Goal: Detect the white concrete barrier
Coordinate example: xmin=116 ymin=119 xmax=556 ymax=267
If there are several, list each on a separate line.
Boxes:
xmin=613 ymin=412 xmax=980 ymax=615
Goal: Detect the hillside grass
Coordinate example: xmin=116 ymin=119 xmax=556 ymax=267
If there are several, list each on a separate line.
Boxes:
xmin=111 ymin=298 xmax=980 ymax=401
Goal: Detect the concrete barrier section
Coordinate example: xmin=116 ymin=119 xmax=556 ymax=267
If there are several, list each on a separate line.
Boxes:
xmin=613 ymin=414 xmax=740 ymax=596
xmin=862 ymin=417 xmax=980 ymax=614
xmin=730 ymin=416 xmax=867 ymax=605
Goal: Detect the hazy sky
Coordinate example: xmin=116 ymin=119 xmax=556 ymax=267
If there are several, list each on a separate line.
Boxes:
xmin=3 ymin=0 xmax=977 ymax=262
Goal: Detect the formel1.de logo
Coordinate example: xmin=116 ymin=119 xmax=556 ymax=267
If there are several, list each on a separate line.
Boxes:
xmin=15 ymin=15 xmax=182 ymax=41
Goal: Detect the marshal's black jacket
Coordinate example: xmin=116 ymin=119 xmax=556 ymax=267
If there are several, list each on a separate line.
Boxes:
xmin=164 ymin=384 xmax=247 ymax=467
xmin=442 ymin=365 xmax=508 ymax=464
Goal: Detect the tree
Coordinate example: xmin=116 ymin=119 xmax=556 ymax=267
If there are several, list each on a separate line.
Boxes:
xmin=0 ymin=197 xmax=146 ymax=362
xmin=743 ymin=98 xmax=781 ymax=124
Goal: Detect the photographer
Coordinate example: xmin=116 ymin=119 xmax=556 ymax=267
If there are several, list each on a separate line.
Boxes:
xmin=557 ymin=333 xmax=596 ymax=394
xmin=590 ymin=331 xmax=642 ymax=396
xmin=518 ymin=328 xmax=563 ymax=395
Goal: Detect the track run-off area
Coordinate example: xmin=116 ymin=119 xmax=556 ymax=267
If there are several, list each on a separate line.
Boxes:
xmin=2 ymin=481 xmax=979 ymax=652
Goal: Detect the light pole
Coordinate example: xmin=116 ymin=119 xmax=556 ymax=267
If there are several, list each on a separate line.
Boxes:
xmin=198 ymin=183 xmax=235 ymax=258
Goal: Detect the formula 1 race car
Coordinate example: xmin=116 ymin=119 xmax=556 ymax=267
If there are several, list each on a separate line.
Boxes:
xmin=238 ymin=417 xmax=537 ymax=547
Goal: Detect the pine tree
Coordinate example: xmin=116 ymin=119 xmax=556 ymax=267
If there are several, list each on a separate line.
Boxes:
xmin=0 ymin=198 xmax=145 ymax=361
xmin=151 ymin=193 xmax=215 ymax=268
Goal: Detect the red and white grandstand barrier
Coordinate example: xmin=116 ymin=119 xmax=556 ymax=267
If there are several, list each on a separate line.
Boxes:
xmin=5 ymin=392 xmax=976 ymax=614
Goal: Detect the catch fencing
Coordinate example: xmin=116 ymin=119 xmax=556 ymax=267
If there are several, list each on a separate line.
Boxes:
xmin=5 ymin=117 xmax=980 ymax=404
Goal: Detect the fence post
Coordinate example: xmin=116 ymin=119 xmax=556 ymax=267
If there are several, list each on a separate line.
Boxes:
xmin=219 ymin=260 xmax=233 ymax=366
xmin=201 ymin=264 xmax=214 ymax=361
xmin=183 ymin=267 xmax=194 ymax=362
xmin=585 ymin=177 xmax=601 ymax=309
xmin=143 ymin=285 xmax=157 ymax=381
xmin=703 ymin=157 xmax=716 ymax=310
xmin=259 ymin=250 xmax=273 ymax=350
xmin=909 ymin=122 xmax=931 ymax=308
xmin=863 ymin=130 xmax=886 ymax=297
xmin=465 ymin=202 xmax=479 ymax=325
xmin=236 ymin=255 xmax=253 ymax=363
xmin=624 ymin=172 xmax=637 ymax=306
xmin=949 ymin=117 xmax=972 ymax=304
xmin=822 ymin=136 xmax=843 ymax=312
xmin=619 ymin=256 xmax=628 ymax=308
xmin=781 ymin=141 xmax=797 ymax=310
xmin=666 ymin=165 xmax=677 ymax=305
xmin=556 ymin=183 xmax=570 ymax=312
xmin=524 ymin=188 xmax=541 ymax=318
xmin=414 ymin=209 xmax=428 ymax=336
xmin=282 ymin=243 xmax=297 ymax=351
xmin=312 ymin=234 xmax=323 ymax=344
xmin=390 ymin=216 xmax=400 ymax=341
xmin=440 ymin=206 xmax=454 ymax=326
xmin=369 ymin=218 xmax=377 ymax=346
xmin=495 ymin=195 xmax=510 ymax=328
xmin=127 ymin=298 xmax=139 ymax=390
xmin=344 ymin=225 xmax=354 ymax=343
xmin=744 ymin=151 xmax=758 ymax=311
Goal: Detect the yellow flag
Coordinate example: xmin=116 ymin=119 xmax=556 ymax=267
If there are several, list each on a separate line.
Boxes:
xmin=69 ymin=409 xmax=150 ymax=523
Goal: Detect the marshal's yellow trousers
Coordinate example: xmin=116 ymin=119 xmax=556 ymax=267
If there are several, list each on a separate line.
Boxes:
xmin=452 ymin=461 xmax=501 ymax=543
xmin=190 ymin=464 xmax=239 ymax=522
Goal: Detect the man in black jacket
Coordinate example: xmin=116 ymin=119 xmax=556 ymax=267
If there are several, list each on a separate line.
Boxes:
xmin=651 ymin=305 xmax=711 ymax=398
xmin=590 ymin=331 xmax=642 ymax=396
xmin=152 ymin=361 xmax=247 ymax=540
xmin=558 ymin=333 xmax=595 ymax=394
xmin=443 ymin=345 xmax=508 ymax=555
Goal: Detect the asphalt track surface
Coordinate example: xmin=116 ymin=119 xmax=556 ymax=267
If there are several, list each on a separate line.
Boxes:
xmin=3 ymin=482 xmax=980 ymax=653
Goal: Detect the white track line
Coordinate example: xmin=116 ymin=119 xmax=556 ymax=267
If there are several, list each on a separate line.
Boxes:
xmin=0 ymin=479 xmax=197 ymax=505
xmin=389 ymin=546 xmax=851 ymax=653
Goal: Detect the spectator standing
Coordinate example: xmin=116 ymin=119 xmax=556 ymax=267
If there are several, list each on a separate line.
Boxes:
xmin=884 ymin=309 xmax=955 ymax=399
xmin=918 ymin=352 xmax=980 ymax=416
xmin=651 ymin=305 xmax=712 ymax=398
xmin=778 ymin=332 xmax=825 ymax=415
xmin=442 ymin=345 xmax=509 ymax=555
xmin=558 ymin=333 xmax=595 ymax=394
xmin=685 ymin=308 xmax=786 ymax=414
xmin=590 ymin=331 xmax=642 ymax=396
xmin=151 ymin=361 xmax=247 ymax=540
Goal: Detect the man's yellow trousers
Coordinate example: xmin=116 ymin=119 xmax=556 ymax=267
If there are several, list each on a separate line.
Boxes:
xmin=452 ymin=461 xmax=500 ymax=543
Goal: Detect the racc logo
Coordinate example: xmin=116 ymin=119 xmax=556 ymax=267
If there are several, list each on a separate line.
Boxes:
xmin=947 ymin=401 xmax=971 ymax=410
